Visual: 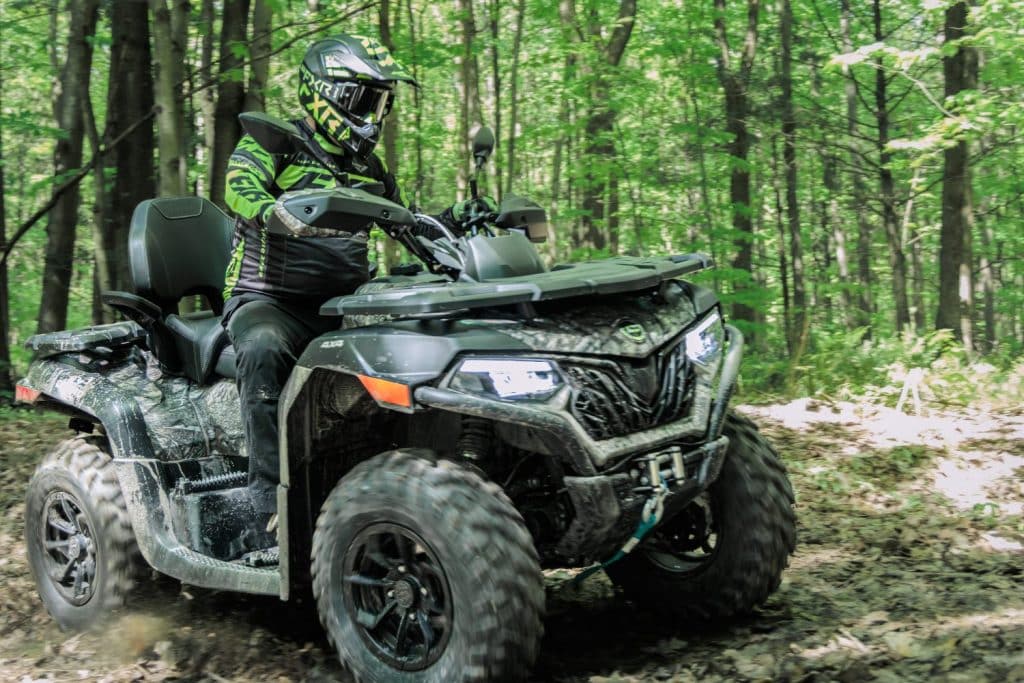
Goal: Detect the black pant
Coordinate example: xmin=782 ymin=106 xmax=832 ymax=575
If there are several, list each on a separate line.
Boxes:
xmin=225 ymin=298 xmax=337 ymax=515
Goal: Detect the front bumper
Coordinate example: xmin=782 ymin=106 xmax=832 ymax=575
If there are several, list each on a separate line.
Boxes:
xmin=554 ymin=435 xmax=729 ymax=564
xmin=413 ymin=324 xmax=744 ymax=475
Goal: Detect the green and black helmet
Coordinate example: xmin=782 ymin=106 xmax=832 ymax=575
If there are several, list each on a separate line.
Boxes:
xmin=298 ymin=34 xmax=417 ymax=158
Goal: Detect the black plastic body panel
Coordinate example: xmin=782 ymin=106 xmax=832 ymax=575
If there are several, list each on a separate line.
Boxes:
xmin=26 ymin=321 xmax=146 ymax=360
xmin=321 ymin=253 xmax=712 ymax=316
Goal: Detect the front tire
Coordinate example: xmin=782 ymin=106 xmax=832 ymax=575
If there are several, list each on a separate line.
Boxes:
xmin=311 ymin=449 xmax=544 ymax=683
xmin=606 ymin=412 xmax=796 ymax=620
xmin=24 ymin=436 xmax=140 ymax=630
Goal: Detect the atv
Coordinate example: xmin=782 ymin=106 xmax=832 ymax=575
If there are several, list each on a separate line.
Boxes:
xmin=17 ymin=115 xmax=796 ymax=682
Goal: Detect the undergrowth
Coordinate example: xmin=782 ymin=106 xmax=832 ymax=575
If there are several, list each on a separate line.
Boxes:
xmin=739 ymin=328 xmax=1024 ymax=408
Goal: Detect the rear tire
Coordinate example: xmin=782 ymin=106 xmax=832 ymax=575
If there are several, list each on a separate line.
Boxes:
xmin=311 ymin=449 xmax=544 ymax=682
xmin=606 ymin=412 xmax=796 ymax=620
xmin=24 ymin=436 xmax=140 ymax=630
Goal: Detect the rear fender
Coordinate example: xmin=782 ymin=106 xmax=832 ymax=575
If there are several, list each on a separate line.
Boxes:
xmin=19 ymin=357 xmax=158 ymax=461
xmin=18 ymin=357 xmax=280 ymax=596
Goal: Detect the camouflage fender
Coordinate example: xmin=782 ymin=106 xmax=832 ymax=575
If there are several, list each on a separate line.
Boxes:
xmin=20 ymin=356 xmax=158 ymax=461
xmin=20 ymin=354 xmax=279 ymax=597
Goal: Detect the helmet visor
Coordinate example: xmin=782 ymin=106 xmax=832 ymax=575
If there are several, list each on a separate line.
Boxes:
xmin=337 ymin=82 xmax=393 ymax=123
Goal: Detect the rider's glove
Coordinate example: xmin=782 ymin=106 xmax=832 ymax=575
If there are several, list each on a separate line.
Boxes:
xmin=449 ymin=195 xmax=498 ymax=224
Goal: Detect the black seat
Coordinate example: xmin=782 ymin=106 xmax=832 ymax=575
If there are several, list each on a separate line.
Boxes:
xmin=102 ymin=197 xmax=237 ymax=383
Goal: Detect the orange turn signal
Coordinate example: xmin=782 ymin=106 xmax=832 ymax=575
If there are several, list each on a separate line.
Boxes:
xmin=357 ymin=375 xmax=412 ymax=408
xmin=15 ymin=385 xmax=41 ymax=403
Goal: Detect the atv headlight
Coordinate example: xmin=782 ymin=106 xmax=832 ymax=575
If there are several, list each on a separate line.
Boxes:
xmin=685 ymin=312 xmax=725 ymax=370
xmin=449 ymin=358 xmax=563 ymax=401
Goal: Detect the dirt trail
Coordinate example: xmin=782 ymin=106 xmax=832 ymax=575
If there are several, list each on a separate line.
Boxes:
xmin=1 ymin=400 xmax=1021 ymax=682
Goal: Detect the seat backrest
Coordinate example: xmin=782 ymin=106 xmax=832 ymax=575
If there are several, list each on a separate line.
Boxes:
xmin=129 ymin=197 xmax=233 ymax=314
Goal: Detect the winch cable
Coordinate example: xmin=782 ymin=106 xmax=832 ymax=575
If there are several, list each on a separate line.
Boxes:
xmin=571 ymin=479 xmax=669 ymax=587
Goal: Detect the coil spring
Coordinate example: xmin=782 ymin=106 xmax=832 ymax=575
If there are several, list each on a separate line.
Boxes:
xmin=457 ymin=417 xmax=492 ymax=461
xmin=181 ymin=470 xmax=247 ymax=494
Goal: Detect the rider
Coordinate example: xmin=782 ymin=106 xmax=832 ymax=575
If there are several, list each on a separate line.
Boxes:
xmin=222 ymin=34 xmax=458 ymax=533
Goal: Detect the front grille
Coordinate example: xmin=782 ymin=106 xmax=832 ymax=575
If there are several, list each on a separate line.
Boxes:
xmin=564 ymin=340 xmax=694 ymax=440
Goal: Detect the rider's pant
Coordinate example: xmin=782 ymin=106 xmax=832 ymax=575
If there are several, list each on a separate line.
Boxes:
xmin=225 ymin=298 xmax=336 ymax=515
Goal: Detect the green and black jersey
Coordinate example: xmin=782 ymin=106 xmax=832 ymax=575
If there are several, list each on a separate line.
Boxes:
xmin=222 ymin=125 xmax=402 ymax=315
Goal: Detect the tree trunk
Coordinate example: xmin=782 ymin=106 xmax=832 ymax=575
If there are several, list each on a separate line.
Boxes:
xmin=405 ymin=0 xmax=424 ymax=206
xmin=579 ymin=0 xmax=637 ymax=254
xmin=936 ymin=0 xmax=977 ymax=351
xmin=0 ymin=63 xmax=13 ymax=398
xmin=824 ymin=149 xmax=853 ymax=327
xmin=780 ymin=0 xmax=806 ymax=358
xmin=105 ymin=0 xmax=155 ymax=294
xmin=504 ymin=0 xmax=527 ymax=199
xmin=37 ymin=0 xmax=100 ymax=334
xmin=872 ymin=0 xmax=910 ymax=334
xmin=910 ymin=220 xmax=926 ymax=333
xmin=209 ymin=0 xmax=251 ymax=209
xmin=150 ymin=0 xmax=189 ymax=198
xmin=244 ymin=0 xmax=272 ymax=113
xmin=198 ymin=0 xmax=217 ymax=197
xmin=456 ymin=0 xmax=483 ymax=199
xmin=81 ymin=82 xmax=112 ymax=325
xmin=488 ymin=0 xmax=503 ymax=201
xmin=977 ymin=219 xmax=996 ymax=352
xmin=770 ymin=136 xmax=791 ymax=354
xmin=713 ymin=0 xmax=760 ymax=326
xmin=379 ymin=0 xmax=402 ymax=270
xmin=841 ymin=0 xmax=873 ymax=332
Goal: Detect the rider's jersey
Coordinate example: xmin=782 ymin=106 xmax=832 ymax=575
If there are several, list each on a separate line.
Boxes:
xmin=222 ymin=124 xmax=402 ymax=315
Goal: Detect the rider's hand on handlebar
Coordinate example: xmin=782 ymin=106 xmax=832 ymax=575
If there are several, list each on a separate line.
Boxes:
xmin=450 ymin=195 xmax=498 ymax=224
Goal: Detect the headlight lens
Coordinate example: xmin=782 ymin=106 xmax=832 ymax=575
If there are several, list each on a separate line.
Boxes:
xmin=685 ymin=312 xmax=725 ymax=370
xmin=449 ymin=358 xmax=563 ymax=401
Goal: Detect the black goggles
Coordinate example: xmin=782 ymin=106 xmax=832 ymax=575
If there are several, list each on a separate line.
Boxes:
xmin=334 ymin=82 xmax=394 ymax=123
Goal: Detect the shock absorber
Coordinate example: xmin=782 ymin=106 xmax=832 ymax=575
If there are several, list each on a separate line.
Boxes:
xmin=457 ymin=417 xmax=493 ymax=462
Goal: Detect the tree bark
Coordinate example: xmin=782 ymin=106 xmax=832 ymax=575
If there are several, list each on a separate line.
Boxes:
xmin=105 ymin=0 xmax=155 ymax=293
xmin=244 ymin=0 xmax=272 ymax=112
xmin=579 ymin=0 xmax=637 ymax=254
xmin=504 ymin=0 xmax=527 ymax=199
xmin=198 ymin=0 xmax=217 ymax=197
xmin=405 ymin=0 xmax=424 ymax=206
xmin=713 ymin=0 xmax=760 ymax=326
xmin=841 ymin=0 xmax=873 ymax=332
xmin=37 ymin=0 xmax=100 ymax=334
xmin=780 ymin=0 xmax=806 ymax=357
xmin=872 ymin=0 xmax=910 ymax=334
xmin=81 ymin=83 xmax=111 ymax=324
xmin=770 ymin=135 xmax=791 ymax=354
xmin=0 ymin=60 xmax=13 ymax=398
xmin=936 ymin=0 xmax=977 ymax=351
xmin=210 ymin=0 xmax=251 ymax=208
xmin=488 ymin=0 xmax=502 ymax=201
xmin=456 ymin=0 xmax=484 ymax=199
xmin=379 ymin=0 xmax=402 ymax=270
xmin=150 ymin=0 xmax=190 ymax=198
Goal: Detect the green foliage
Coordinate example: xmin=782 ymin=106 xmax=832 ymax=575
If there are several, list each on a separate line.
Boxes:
xmin=0 ymin=0 xmax=1022 ymax=389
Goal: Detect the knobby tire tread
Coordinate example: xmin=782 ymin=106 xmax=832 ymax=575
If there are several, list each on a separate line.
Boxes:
xmin=310 ymin=449 xmax=544 ymax=683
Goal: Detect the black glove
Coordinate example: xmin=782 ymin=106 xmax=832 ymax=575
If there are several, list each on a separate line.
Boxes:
xmin=438 ymin=195 xmax=498 ymax=230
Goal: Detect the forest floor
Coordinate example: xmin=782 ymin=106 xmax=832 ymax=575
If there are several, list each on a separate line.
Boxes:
xmin=0 ymin=399 xmax=1021 ymax=683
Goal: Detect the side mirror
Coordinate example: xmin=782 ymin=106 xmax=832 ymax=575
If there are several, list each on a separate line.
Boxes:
xmin=239 ymin=112 xmax=304 ymax=155
xmin=472 ymin=126 xmax=495 ymax=168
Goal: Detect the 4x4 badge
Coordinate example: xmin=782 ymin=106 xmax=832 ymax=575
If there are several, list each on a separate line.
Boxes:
xmin=619 ymin=323 xmax=647 ymax=343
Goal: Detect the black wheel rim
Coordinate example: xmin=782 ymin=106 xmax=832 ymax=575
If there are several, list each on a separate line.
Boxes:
xmin=40 ymin=491 xmax=97 ymax=606
xmin=642 ymin=494 xmax=719 ymax=574
xmin=340 ymin=523 xmax=454 ymax=671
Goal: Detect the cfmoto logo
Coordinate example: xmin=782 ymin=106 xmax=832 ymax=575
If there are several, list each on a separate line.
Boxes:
xmin=619 ymin=323 xmax=647 ymax=343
